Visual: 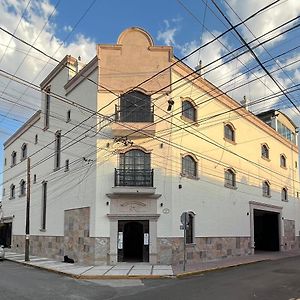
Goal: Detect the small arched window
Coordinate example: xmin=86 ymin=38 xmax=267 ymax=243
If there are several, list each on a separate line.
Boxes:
xmin=225 ymin=168 xmax=236 ymax=188
xmin=224 ymin=124 xmax=235 ymax=142
xmin=280 ymin=154 xmax=286 ymax=168
xmin=19 ymin=179 xmax=26 ymax=197
xmin=11 ymin=151 xmax=17 ymax=167
xmin=10 ymin=184 xmax=15 ymax=199
xmin=21 ymin=143 xmax=27 ymax=160
xmin=281 ymin=187 xmax=288 ymax=202
xmin=182 ymin=155 xmax=197 ymax=177
xmin=182 ymin=100 xmax=196 ymax=122
xmin=261 ymin=144 xmax=269 ymax=159
xmin=262 ymin=180 xmax=271 ymax=197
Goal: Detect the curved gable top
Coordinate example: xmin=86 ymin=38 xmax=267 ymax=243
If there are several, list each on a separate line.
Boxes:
xmin=117 ymin=27 xmax=154 ymax=47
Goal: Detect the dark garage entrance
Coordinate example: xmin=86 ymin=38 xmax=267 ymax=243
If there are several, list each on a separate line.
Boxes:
xmin=254 ymin=209 xmax=279 ymax=251
xmin=0 ymin=222 xmax=12 ymax=247
xmin=118 ymin=220 xmax=149 ymax=262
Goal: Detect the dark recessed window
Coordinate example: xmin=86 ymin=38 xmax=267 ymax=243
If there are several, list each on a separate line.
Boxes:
xmin=35 ymin=134 xmax=38 ymax=144
xmin=261 ymin=144 xmax=269 ymax=159
xmin=182 ymin=155 xmax=197 ymax=177
xmin=224 ymin=124 xmax=235 ymax=142
xmin=185 ymin=212 xmax=195 ymax=244
xmin=281 ymin=188 xmax=288 ymax=202
xmin=19 ymin=179 xmax=26 ymax=197
xmin=44 ymin=87 xmax=50 ymax=129
xmin=54 ymin=131 xmax=61 ymax=170
xmin=3 ymin=188 xmax=5 ymax=197
xmin=262 ymin=180 xmax=271 ymax=197
xmin=11 ymin=151 xmax=17 ymax=167
xmin=41 ymin=181 xmax=48 ymax=230
xmin=66 ymin=110 xmax=71 ymax=123
xmin=33 ymin=174 xmax=37 ymax=184
xmin=119 ymin=91 xmax=152 ymax=122
xmin=182 ymin=100 xmax=196 ymax=122
xmin=10 ymin=184 xmax=15 ymax=199
xmin=225 ymin=168 xmax=236 ymax=188
xmin=21 ymin=143 xmax=27 ymax=160
xmin=280 ymin=154 xmax=286 ymax=168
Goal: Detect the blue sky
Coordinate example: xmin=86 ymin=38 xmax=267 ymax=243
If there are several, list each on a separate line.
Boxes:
xmin=0 ymin=0 xmax=300 ymax=197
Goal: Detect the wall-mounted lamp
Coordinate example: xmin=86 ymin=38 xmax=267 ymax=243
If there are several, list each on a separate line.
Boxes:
xmin=178 ymin=184 xmax=182 ymax=189
xmin=106 ymin=201 xmax=109 ymax=206
xmin=160 ymin=203 xmax=163 ymax=207
xmin=167 ymin=98 xmax=174 ymax=111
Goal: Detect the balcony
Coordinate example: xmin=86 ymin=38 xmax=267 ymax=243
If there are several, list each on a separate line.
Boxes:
xmin=111 ymin=105 xmax=156 ymax=137
xmin=112 ymin=168 xmax=155 ymax=195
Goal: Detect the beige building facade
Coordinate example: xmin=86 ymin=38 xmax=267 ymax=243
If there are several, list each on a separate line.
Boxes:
xmin=1 ymin=27 xmax=300 ymax=265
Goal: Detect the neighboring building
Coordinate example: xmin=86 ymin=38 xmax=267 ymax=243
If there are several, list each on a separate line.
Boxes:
xmin=1 ymin=27 xmax=300 ymax=265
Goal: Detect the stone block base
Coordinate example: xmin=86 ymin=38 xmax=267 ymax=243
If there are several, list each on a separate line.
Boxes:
xmin=157 ymin=237 xmax=252 ymax=265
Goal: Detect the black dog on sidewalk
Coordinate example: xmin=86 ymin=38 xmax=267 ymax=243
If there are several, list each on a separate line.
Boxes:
xmin=63 ymin=255 xmax=74 ymax=263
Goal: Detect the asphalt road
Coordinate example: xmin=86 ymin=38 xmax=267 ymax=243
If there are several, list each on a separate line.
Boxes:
xmin=1 ymin=256 xmax=300 ymax=300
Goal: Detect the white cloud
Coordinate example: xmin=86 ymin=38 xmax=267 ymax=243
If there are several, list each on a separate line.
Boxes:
xmin=63 ymin=25 xmax=72 ymax=33
xmin=157 ymin=19 xmax=179 ymax=46
xmin=0 ymin=0 xmax=96 ymax=122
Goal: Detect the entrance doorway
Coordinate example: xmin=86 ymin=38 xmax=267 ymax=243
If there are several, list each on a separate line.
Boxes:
xmin=254 ymin=209 xmax=279 ymax=251
xmin=118 ymin=220 xmax=149 ymax=262
xmin=0 ymin=222 xmax=12 ymax=247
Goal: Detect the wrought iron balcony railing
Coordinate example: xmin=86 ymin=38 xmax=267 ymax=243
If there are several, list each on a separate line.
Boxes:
xmin=115 ymin=105 xmax=154 ymax=123
xmin=114 ymin=168 xmax=154 ymax=187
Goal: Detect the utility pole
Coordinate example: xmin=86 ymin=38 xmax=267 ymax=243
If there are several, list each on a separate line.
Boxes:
xmin=25 ymin=157 xmax=30 ymax=261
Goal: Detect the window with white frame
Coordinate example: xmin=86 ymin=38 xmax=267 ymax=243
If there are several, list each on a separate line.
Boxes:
xmin=280 ymin=154 xmax=286 ymax=168
xmin=11 ymin=151 xmax=17 ymax=167
xmin=262 ymin=180 xmax=271 ymax=197
xmin=21 ymin=143 xmax=27 ymax=160
xmin=261 ymin=144 xmax=269 ymax=159
xmin=225 ymin=168 xmax=236 ymax=188
xmin=224 ymin=123 xmax=235 ymax=142
xmin=281 ymin=187 xmax=288 ymax=202
xmin=182 ymin=155 xmax=197 ymax=177
xmin=19 ymin=179 xmax=26 ymax=197
xmin=182 ymin=100 xmax=196 ymax=122
xmin=10 ymin=184 xmax=15 ymax=199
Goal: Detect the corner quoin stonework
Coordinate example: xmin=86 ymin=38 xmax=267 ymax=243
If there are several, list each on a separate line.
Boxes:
xmin=11 ymin=207 xmax=110 ymax=265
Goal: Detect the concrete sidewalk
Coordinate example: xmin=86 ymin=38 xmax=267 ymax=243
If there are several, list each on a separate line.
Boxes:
xmin=4 ymin=251 xmax=173 ymax=279
xmin=4 ymin=250 xmax=300 ymax=279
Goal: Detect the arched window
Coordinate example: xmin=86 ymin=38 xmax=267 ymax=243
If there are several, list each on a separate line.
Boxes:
xmin=224 ymin=124 xmax=235 ymax=142
xmin=10 ymin=184 xmax=15 ymax=199
xmin=185 ymin=211 xmax=195 ymax=244
xmin=280 ymin=154 xmax=286 ymax=168
xmin=262 ymin=180 xmax=271 ymax=197
xmin=225 ymin=168 xmax=236 ymax=188
xmin=11 ymin=151 xmax=17 ymax=167
xmin=19 ymin=179 xmax=26 ymax=197
xmin=261 ymin=144 xmax=269 ymax=159
xmin=21 ymin=143 xmax=27 ymax=160
xmin=182 ymin=100 xmax=196 ymax=122
xmin=118 ymin=149 xmax=151 ymax=186
xmin=120 ymin=91 xmax=152 ymax=122
xmin=182 ymin=155 xmax=197 ymax=177
xmin=281 ymin=187 xmax=288 ymax=202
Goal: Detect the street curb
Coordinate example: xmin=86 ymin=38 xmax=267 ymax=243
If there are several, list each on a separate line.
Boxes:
xmin=175 ymin=259 xmax=269 ymax=278
xmin=5 ymin=258 xmax=174 ymax=280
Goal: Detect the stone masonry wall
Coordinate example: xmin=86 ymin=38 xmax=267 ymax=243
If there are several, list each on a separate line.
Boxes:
xmin=157 ymin=237 xmax=252 ymax=265
xmin=11 ymin=207 xmax=110 ymax=265
xmin=283 ymin=219 xmax=296 ymax=251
